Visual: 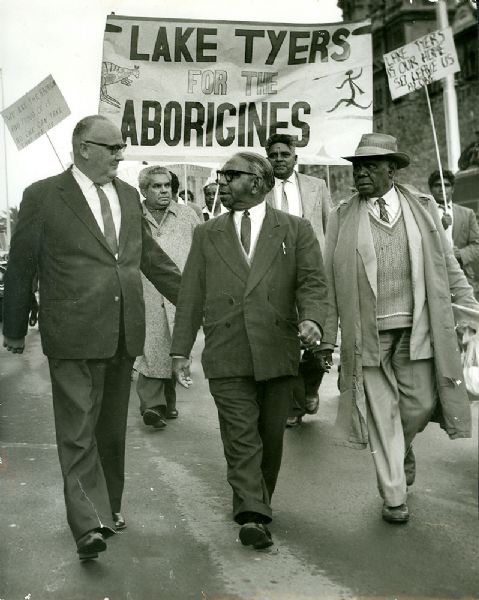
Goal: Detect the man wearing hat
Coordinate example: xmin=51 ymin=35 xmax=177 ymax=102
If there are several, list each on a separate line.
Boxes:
xmin=428 ymin=168 xmax=479 ymax=299
xmin=318 ymin=133 xmax=478 ymax=524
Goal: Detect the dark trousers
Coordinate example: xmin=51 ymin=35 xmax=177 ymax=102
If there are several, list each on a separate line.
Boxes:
xmin=48 ymin=341 xmax=134 ymax=543
xmin=136 ymin=374 xmax=176 ymax=414
xmin=289 ymin=350 xmax=325 ymax=417
xmin=208 ymin=376 xmax=293 ymax=524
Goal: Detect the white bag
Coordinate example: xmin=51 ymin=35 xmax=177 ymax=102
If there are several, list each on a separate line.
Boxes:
xmin=461 ymin=331 xmax=479 ymax=396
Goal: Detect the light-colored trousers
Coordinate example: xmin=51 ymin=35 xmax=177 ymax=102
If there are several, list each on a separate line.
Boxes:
xmin=362 ymin=328 xmax=436 ymax=507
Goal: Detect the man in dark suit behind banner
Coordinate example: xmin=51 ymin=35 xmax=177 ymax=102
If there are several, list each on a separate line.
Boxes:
xmin=2 ymin=115 xmax=181 ymax=560
xmin=171 ymin=152 xmax=328 ymax=550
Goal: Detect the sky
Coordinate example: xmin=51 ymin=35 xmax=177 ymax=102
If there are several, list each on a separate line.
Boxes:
xmin=0 ymin=0 xmax=343 ymax=211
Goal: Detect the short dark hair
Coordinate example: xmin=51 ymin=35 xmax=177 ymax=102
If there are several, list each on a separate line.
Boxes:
xmin=72 ymin=115 xmax=111 ymax=145
xmin=428 ymin=169 xmax=455 ymax=189
xmin=235 ymin=152 xmax=275 ymax=192
xmin=179 ymin=189 xmax=194 ymax=202
xmin=169 ymin=171 xmax=180 ymax=195
xmin=265 ymin=133 xmax=296 ymax=154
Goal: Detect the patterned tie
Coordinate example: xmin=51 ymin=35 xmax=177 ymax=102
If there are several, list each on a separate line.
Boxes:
xmin=376 ymin=197 xmax=390 ymax=223
xmin=240 ymin=209 xmax=251 ymax=255
xmin=95 ymin=184 xmax=118 ymax=254
xmin=281 ymin=181 xmax=289 ymax=212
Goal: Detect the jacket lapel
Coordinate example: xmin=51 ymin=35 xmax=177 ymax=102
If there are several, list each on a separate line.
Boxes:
xmin=297 ymin=174 xmax=315 ymax=220
xmin=245 ymin=205 xmax=287 ymax=297
xmin=356 ymin=200 xmax=378 ymax=298
xmin=115 ymin=178 xmax=139 ymax=258
xmin=209 ymin=213 xmax=250 ymax=283
xmin=57 ymin=169 xmax=111 ymax=254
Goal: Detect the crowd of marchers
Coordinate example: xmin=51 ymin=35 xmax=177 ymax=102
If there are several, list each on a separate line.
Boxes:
xmin=3 ymin=115 xmax=479 ymax=559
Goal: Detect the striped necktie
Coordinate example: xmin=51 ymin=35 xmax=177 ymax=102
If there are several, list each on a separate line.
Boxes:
xmin=376 ymin=197 xmax=390 ymax=223
xmin=95 ymin=184 xmax=118 ymax=254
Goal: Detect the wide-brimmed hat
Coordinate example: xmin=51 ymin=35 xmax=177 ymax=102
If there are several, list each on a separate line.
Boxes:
xmin=343 ymin=133 xmax=410 ymax=169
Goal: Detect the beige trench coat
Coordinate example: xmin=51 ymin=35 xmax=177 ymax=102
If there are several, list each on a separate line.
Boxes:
xmin=322 ymin=183 xmax=478 ymax=447
xmin=134 ymin=201 xmax=201 ymax=378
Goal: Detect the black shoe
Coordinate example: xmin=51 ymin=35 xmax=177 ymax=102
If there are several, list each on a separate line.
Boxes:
xmin=166 ymin=408 xmax=179 ymax=419
xmin=304 ymin=393 xmax=319 ymax=415
xmin=382 ymin=503 xmax=409 ymax=524
xmin=143 ymin=407 xmax=167 ymax=429
xmin=285 ymin=415 xmax=302 ymax=428
xmin=239 ymin=522 xmax=273 ymax=549
xmin=77 ymin=530 xmax=106 ymax=560
xmin=112 ymin=512 xmax=126 ymax=530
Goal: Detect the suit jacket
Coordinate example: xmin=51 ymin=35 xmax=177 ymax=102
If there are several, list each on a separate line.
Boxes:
xmin=171 ymin=204 xmax=328 ymax=381
xmin=3 ymin=168 xmax=181 ymax=359
xmin=265 ymin=173 xmax=331 ymax=252
xmin=452 ymin=204 xmax=479 ymax=295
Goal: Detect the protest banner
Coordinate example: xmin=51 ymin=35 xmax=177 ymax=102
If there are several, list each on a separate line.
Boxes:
xmin=383 ymin=27 xmax=461 ymax=217
xmin=99 ymin=15 xmax=372 ymax=164
xmin=383 ymin=27 xmax=459 ymax=100
xmin=1 ymin=75 xmax=70 ymax=152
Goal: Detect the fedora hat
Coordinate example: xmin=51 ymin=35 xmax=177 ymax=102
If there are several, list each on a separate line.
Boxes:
xmin=343 ymin=133 xmax=410 ymax=169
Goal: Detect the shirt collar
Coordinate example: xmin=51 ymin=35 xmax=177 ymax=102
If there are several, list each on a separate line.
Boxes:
xmin=71 ymin=164 xmax=114 ymax=190
xmin=369 ymin=185 xmax=398 ymax=204
xmin=233 ymin=200 xmax=266 ymax=219
xmin=275 ymin=173 xmax=296 ymax=186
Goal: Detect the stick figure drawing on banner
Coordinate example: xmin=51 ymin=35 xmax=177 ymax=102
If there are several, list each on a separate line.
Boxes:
xmin=322 ymin=68 xmax=372 ymax=113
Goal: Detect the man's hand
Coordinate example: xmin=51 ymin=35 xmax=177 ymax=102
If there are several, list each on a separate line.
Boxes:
xmin=172 ymin=356 xmax=193 ymax=388
xmin=316 ymin=349 xmax=333 ymax=372
xmin=3 ymin=336 xmax=26 ymax=354
xmin=298 ymin=320 xmax=322 ymax=351
xmin=441 ymin=213 xmax=452 ymax=230
xmin=453 ymin=246 xmax=463 ymax=264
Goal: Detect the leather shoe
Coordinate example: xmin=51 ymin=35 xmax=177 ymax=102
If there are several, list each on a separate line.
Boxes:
xmin=166 ymin=408 xmax=179 ymax=419
xmin=112 ymin=512 xmax=126 ymax=530
xmin=77 ymin=530 xmax=106 ymax=560
xmin=404 ymin=447 xmax=416 ymax=487
xmin=285 ymin=415 xmax=302 ymax=428
xmin=304 ymin=393 xmax=319 ymax=415
xmin=239 ymin=522 xmax=273 ymax=549
xmin=382 ymin=503 xmax=409 ymax=524
xmin=143 ymin=407 xmax=167 ymax=429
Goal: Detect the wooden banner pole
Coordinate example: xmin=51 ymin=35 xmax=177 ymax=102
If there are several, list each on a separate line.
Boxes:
xmin=424 ymin=84 xmax=449 ymax=215
xmin=45 ymin=131 xmax=65 ymax=171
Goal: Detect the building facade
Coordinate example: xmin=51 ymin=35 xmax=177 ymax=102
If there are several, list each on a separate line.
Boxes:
xmin=304 ymin=0 xmax=478 ymax=206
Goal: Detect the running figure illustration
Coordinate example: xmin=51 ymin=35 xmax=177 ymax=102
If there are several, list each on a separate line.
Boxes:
xmin=322 ymin=68 xmax=372 ymax=113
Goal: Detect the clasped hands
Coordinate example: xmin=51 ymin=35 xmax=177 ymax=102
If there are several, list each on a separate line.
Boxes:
xmin=299 ymin=320 xmax=333 ymax=372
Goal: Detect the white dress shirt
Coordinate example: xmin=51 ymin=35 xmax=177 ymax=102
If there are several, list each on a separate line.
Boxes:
xmin=232 ymin=200 xmax=266 ymax=262
xmin=367 ymin=186 xmax=401 ymax=225
xmin=437 ymin=202 xmax=454 ymax=248
xmin=273 ymin=173 xmax=302 ymax=217
xmin=71 ymin=165 xmax=122 ymax=247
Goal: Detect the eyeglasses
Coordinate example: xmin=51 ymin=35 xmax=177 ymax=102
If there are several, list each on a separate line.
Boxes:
xmin=83 ymin=140 xmax=127 ymax=154
xmin=216 ymin=169 xmax=258 ymax=183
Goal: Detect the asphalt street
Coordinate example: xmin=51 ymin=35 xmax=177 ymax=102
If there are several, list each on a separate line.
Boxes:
xmin=1 ymin=326 xmax=478 ymax=600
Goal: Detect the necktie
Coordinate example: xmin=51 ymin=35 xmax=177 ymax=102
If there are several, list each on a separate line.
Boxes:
xmin=281 ymin=181 xmax=289 ymax=212
xmin=240 ymin=209 xmax=251 ymax=255
xmin=376 ymin=197 xmax=390 ymax=223
xmin=95 ymin=184 xmax=118 ymax=254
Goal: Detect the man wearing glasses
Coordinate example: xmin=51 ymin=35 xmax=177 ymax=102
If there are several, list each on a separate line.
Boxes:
xmin=2 ymin=115 xmax=181 ymax=560
xmin=171 ymin=152 xmax=328 ymax=549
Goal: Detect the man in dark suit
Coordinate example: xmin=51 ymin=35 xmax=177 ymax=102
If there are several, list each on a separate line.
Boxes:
xmin=171 ymin=152 xmax=328 ymax=549
xmin=429 ymin=169 xmax=479 ymax=299
xmin=2 ymin=115 xmax=181 ymax=560
xmin=265 ymin=133 xmax=332 ymax=426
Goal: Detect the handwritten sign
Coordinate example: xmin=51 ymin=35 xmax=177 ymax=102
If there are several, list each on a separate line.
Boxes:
xmin=1 ymin=75 xmax=70 ymax=150
xmin=383 ymin=28 xmax=460 ymax=100
xmin=99 ymin=15 xmax=373 ymax=164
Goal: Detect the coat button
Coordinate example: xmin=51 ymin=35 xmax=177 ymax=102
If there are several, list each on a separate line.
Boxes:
xmin=225 ymin=322 xmax=231 ymax=328
xmin=114 ymin=296 xmax=120 ymax=302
